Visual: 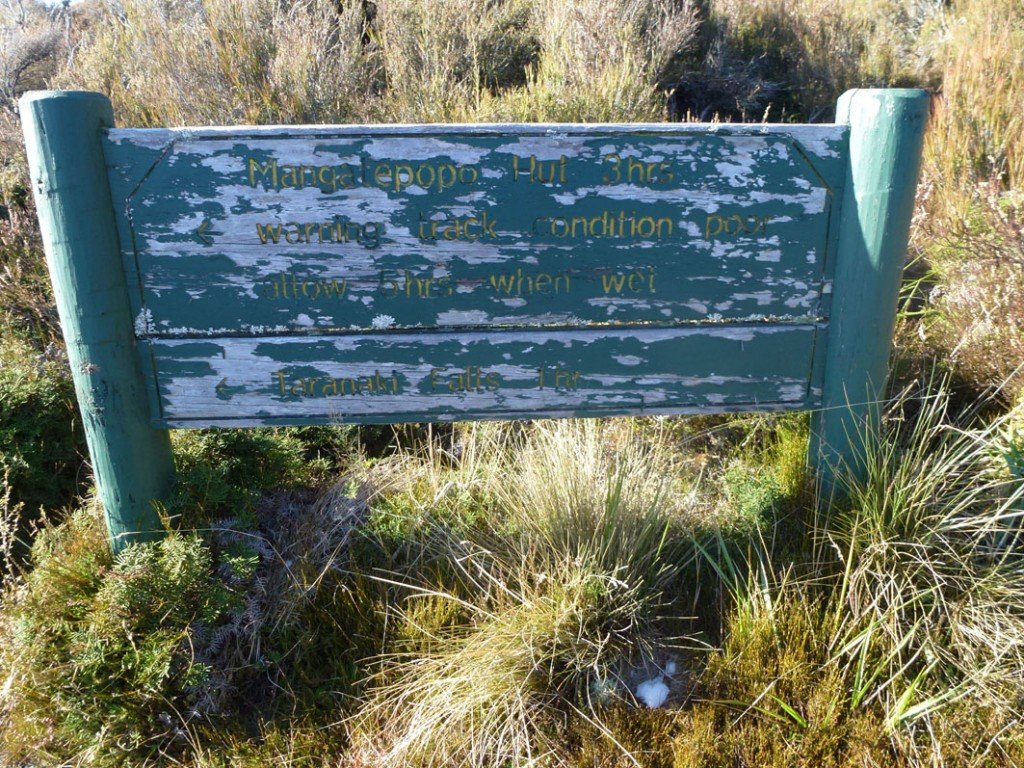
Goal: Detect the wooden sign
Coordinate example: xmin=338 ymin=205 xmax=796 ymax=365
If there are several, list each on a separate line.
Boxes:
xmin=20 ymin=90 xmax=929 ymax=547
xmin=104 ymin=125 xmax=844 ymax=426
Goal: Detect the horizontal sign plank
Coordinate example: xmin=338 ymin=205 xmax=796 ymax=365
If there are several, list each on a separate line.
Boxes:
xmin=105 ymin=124 xmax=846 ymax=337
xmin=141 ymin=324 xmax=823 ymax=427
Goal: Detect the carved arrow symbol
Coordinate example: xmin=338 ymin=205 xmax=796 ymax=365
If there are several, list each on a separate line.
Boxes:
xmin=215 ymin=377 xmax=229 ymax=397
xmin=196 ymin=219 xmax=215 ymax=245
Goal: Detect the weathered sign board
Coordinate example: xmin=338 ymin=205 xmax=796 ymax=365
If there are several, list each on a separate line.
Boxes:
xmin=21 ymin=89 xmax=929 ymax=548
xmin=108 ymin=126 xmax=843 ymax=426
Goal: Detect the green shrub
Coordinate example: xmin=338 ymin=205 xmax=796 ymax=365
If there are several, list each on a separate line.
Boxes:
xmin=0 ymin=338 xmax=85 ymax=518
xmin=0 ymin=509 xmax=241 ymax=765
xmin=170 ymin=429 xmax=321 ymax=526
xmin=713 ymin=415 xmax=809 ymax=541
xmin=721 ymin=462 xmax=784 ymax=530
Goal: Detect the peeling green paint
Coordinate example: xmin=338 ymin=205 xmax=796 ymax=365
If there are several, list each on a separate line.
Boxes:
xmin=144 ymin=324 xmax=823 ymax=427
xmin=104 ymin=127 xmax=846 ymax=336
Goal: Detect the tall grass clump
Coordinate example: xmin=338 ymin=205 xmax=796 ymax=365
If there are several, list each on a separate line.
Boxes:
xmin=910 ymin=0 xmax=1024 ymax=399
xmin=670 ymin=384 xmax=1024 ymax=765
xmin=348 ymin=419 xmax=703 ymax=767
xmin=829 ymin=387 xmax=1024 ymax=715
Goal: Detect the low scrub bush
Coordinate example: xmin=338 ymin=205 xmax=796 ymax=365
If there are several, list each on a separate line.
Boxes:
xmin=911 ymin=189 xmax=1024 ymax=402
xmin=910 ymin=0 xmax=1024 ymax=399
xmin=0 ymin=509 xmax=242 ymax=765
xmin=0 ymin=337 xmax=85 ymax=538
xmin=57 ymin=0 xmax=700 ymax=127
xmin=0 ymin=110 xmax=58 ymax=347
xmin=675 ymin=0 xmax=941 ymax=122
xmin=5 ymin=391 xmax=1024 ymax=766
xmin=170 ymin=428 xmax=326 ymax=526
xmin=0 ymin=0 xmax=65 ymax=106
xmin=58 ymin=0 xmax=378 ymax=127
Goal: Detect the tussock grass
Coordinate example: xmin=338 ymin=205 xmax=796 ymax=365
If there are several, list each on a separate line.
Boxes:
xmin=829 ymin=386 xmax=1024 ymax=713
xmin=346 ymin=419 xmax=704 ymax=767
xmin=352 ymin=560 xmax=650 ymax=767
xmin=339 ymin=395 xmax=1024 ymax=766
xmin=670 ymin=381 xmax=1024 ymax=766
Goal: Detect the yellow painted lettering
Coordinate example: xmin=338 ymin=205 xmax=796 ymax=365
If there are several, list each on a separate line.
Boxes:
xmin=601 ymin=273 xmax=627 ymax=294
xmin=438 ymin=164 xmax=457 ymax=191
xmin=256 ymin=223 xmax=282 ymax=244
xmin=393 ymin=163 xmax=414 ymax=192
xmin=248 ymin=157 xmax=277 ymax=188
xmin=602 ymin=153 xmax=622 ymax=184
xmin=416 ymin=164 xmax=435 ymax=191
xmin=279 ymin=166 xmax=299 ymax=188
xmin=705 ymin=214 xmax=724 ymax=239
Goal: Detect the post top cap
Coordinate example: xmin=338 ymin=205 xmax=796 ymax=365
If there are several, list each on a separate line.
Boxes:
xmin=19 ymin=90 xmax=111 ymax=108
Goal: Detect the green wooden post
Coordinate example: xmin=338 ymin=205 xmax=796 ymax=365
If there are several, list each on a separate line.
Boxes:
xmin=20 ymin=90 xmax=176 ymax=551
xmin=810 ymin=88 xmax=930 ymax=497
